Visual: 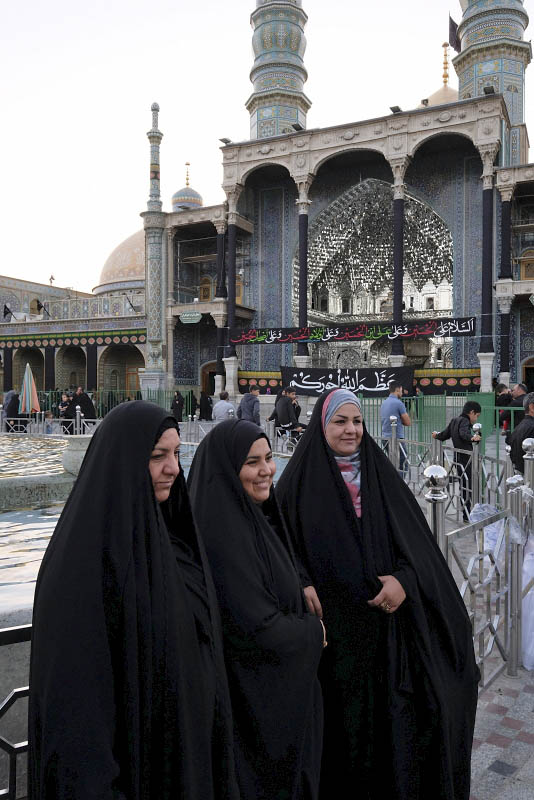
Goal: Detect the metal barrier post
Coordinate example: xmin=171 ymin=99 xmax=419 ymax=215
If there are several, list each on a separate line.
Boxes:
xmin=265 ymin=420 xmax=275 ymax=442
xmin=0 ymin=404 xmax=3 ymax=433
xmin=389 ymin=416 xmax=399 ymax=470
xmin=523 ymin=438 xmax=534 ymax=535
xmin=507 ymin=474 xmax=524 ymax=677
xmin=504 ymin=446 xmax=514 ymax=509
xmin=194 ymin=414 xmax=200 ymax=443
xmin=186 ymin=414 xmax=192 ymax=441
xmin=431 ymin=435 xmax=443 ymax=466
xmin=423 ymin=465 xmax=448 ymax=557
xmin=471 ymin=423 xmax=482 ymax=508
xmin=75 ymin=405 xmax=81 ymax=435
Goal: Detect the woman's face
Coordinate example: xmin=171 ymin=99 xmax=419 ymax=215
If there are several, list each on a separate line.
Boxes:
xmin=325 ymin=402 xmax=363 ymax=456
xmin=149 ymin=427 xmax=181 ymax=503
xmin=239 ymin=437 xmax=276 ymax=504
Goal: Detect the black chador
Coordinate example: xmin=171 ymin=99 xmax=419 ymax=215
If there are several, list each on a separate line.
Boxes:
xmin=275 ymin=390 xmax=479 ymax=800
xmin=28 ymin=401 xmax=239 ymax=800
xmin=188 ymin=420 xmax=324 ymax=800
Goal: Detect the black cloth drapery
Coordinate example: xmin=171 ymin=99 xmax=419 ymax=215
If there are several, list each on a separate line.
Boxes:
xmin=188 ymin=419 xmax=324 ymax=800
xmin=275 ymin=390 xmax=479 ymax=800
xmin=28 ymin=400 xmax=238 ymax=800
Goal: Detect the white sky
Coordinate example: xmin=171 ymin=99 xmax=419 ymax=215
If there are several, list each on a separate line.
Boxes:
xmin=1 ymin=0 xmax=532 ymax=293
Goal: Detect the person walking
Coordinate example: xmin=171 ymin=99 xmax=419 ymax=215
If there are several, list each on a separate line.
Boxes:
xmin=433 ymin=400 xmax=482 ymax=520
xmin=380 ymin=380 xmax=411 ymax=473
xmin=276 ymin=387 xmax=304 ymax=435
xmin=199 ymin=391 xmax=213 ymax=421
xmin=508 ymin=392 xmax=534 ymax=474
xmin=236 ymin=385 xmax=261 ymax=426
xmin=171 ymin=390 xmax=184 ymax=423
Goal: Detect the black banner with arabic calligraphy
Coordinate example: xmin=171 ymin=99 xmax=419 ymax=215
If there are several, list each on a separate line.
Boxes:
xmin=280 ymin=367 xmax=415 ymax=398
xmin=229 ymin=317 xmax=476 ymax=346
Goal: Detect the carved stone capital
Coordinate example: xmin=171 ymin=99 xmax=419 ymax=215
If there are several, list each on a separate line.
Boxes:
xmin=225 ymin=184 xmax=244 ymax=214
xmin=213 ymin=220 xmax=228 ymax=235
xmin=498 ymin=186 xmax=514 ymax=203
xmin=497 ymin=296 xmax=513 ymax=315
xmin=142 ymin=212 xmax=166 ymax=229
xmin=389 ymin=156 xmax=411 ymax=199
xmin=477 ymin=142 xmax=500 ymax=189
xmin=293 ymin=174 xmax=314 ymax=213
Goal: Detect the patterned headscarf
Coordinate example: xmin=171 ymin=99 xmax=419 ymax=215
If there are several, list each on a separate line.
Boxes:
xmin=321 ymin=389 xmax=362 ymax=518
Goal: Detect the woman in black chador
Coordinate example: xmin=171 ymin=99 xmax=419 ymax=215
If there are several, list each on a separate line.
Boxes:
xmin=28 ymin=401 xmax=239 ymax=800
xmin=188 ymin=419 xmax=325 ymax=800
xmin=275 ymin=389 xmax=479 ymax=800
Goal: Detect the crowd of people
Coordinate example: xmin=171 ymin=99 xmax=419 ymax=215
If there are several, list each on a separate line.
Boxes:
xmin=28 ymin=389 xmax=480 ymax=800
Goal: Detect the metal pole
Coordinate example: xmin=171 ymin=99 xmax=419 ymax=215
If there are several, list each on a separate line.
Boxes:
xmin=75 ymin=405 xmax=81 ymax=435
xmin=423 ymin=465 xmax=448 ymax=558
xmin=522 ymin=437 xmax=534 ymax=535
xmin=389 ymin=416 xmax=399 ymax=470
xmin=471 ymin=423 xmax=482 ymax=508
xmin=0 ymin=404 xmax=3 ymax=433
xmin=507 ymin=474 xmax=524 ymax=676
xmin=431 ymin=435 xmax=443 ymax=466
xmin=504 ymin=445 xmax=514 ymax=510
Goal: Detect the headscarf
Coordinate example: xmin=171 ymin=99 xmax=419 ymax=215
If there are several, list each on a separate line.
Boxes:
xmin=322 ymin=388 xmax=362 ymax=518
xmin=29 ymin=401 xmax=238 ymax=800
xmin=275 ymin=389 xmax=479 ymax=800
xmin=187 ymin=419 xmax=324 ymax=800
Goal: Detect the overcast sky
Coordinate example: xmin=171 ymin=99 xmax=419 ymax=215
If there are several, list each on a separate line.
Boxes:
xmin=2 ymin=0 xmax=532 ymax=293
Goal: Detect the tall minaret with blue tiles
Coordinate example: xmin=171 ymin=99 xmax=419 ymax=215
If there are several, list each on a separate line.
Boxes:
xmin=453 ymin=0 xmax=531 ymax=165
xmin=246 ymin=0 xmax=311 ymax=139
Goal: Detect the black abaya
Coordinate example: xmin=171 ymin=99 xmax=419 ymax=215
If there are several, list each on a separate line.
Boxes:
xmin=28 ymin=401 xmax=238 ymax=800
xmin=275 ymin=390 xmax=479 ymax=800
xmin=187 ymin=420 xmax=324 ymax=800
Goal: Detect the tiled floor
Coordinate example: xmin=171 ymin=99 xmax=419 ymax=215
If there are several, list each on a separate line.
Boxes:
xmin=471 ymin=668 xmax=534 ymax=799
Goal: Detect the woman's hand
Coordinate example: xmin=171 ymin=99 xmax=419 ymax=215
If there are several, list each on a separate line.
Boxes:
xmin=304 ymin=586 xmax=323 ymax=618
xmin=367 ymin=575 xmax=406 ymax=614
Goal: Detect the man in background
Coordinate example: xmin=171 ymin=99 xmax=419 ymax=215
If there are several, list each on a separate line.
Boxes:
xmin=380 ymin=381 xmax=411 ymax=473
xmin=237 ymin=385 xmax=261 ymax=426
xmin=508 ymin=392 xmax=534 ymax=474
xmin=212 ymin=391 xmax=235 ymax=421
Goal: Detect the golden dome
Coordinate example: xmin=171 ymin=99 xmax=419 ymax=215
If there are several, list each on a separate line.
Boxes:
xmin=420 ymin=84 xmax=459 ymax=108
xmin=94 ymin=230 xmax=145 ymax=294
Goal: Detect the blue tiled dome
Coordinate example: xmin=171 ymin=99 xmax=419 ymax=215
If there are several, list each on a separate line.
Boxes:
xmin=172 ymin=186 xmax=203 ymax=211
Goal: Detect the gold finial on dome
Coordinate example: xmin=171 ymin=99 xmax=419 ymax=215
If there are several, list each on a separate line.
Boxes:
xmin=442 ymin=42 xmax=450 ymax=87
xmin=185 ymin=162 xmax=190 ymax=188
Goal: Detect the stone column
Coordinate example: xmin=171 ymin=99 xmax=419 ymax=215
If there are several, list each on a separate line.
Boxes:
xmin=44 ymin=346 xmax=56 ymax=391
xmin=224 ymin=186 xmax=243 ymax=370
xmin=477 ymin=144 xmax=499 ymax=389
xmin=85 ymin=344 xmax=97 ymax=391
xmin=214 ymin=221 xmax=228 ymax=298
xmin=295 ymin=179 xmax=312 ymax=367
xmin=167 ymin=228 xmax=175 ymax=304
xmin=497 ymin=297 xmax=512 ymax=386
xmin=498 ymin=185 xmax=514 ymax=386
xmin=212 ymin=312 xmax=227 ymax=396
xmin=3 ymin=347 xmax=13 ymax=391
xmin=388 ymin=157 xmax=411 ymax=367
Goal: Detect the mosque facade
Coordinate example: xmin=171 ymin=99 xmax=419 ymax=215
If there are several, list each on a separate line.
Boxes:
xmin=1 ymin=0 xmax=534 ymax=397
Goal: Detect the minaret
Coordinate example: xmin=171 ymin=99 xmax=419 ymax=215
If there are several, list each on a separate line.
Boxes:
xmin=141 ymin=102 xmax=167 ymax=390
xmin=453 ymin=0 xmax=531 ymax=164
xmin=147 ymin=102 xmax=163 ymax=211
xmin=246 ymin=0 xmax=311 ymax=139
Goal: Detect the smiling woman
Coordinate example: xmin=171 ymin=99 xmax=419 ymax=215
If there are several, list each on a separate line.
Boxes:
xmin=188 ymin=419 xmax=325 ymax=800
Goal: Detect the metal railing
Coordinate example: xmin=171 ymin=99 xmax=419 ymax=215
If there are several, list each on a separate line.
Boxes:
xmin=0 ymin=624 xmax=31 ymax=800
xmin=3 ymin=436 xmax=534 ymax=796
xmin=1 ymin=404 xmax=100 ymax=436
